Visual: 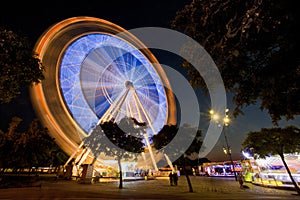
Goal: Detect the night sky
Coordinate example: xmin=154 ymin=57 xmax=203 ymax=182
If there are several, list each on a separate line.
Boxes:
xmin=1 ymin=0 xmax=299 ymax=162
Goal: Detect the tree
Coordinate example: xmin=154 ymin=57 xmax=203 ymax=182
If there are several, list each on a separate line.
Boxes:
xmin=152 ymin=124 xmax=203 ymax=193
xmin=0 ymin=27 xmax=44 ymax=103
xmin=0 ymin=117 xmax=68 ymax=174
xmin=242 ymin=125 xmax=300 ymax=194
xmin=171 ymin=0 xmax=299 ymax=124
xmin=84 ymin=117 xmax=145 ymax=189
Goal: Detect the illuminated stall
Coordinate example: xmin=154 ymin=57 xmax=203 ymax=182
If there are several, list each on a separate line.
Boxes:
xmin=202 ymin=161 xmax=242 ymax=177
xmin=241 ymin=152 xmax=300 ymax=188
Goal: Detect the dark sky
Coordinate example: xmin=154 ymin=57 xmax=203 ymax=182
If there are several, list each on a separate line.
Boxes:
xmin=1 ymin=1 xmax=191 ymax=41
xmin=1 ymin=1 xmax=299 ymax=162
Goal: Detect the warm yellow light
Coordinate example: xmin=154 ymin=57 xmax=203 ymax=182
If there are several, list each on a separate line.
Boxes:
xmin=209 ymin=109 xmax=231 ymax=125
xmin=209 ymin=110 xmax=220 ymax=121
xmin=223 ymin=115 xmax=230 ymax=125
xmin=212 ymin=113 xmax=220 ymax=121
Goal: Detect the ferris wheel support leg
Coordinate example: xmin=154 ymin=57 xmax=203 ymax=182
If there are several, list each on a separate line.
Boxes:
xmin=133 ymin=90 xmax=159 ymax=171
xmin=133 ymin=91 xmax=154 ymax=126
xmin=126 ymin=101 xmax=132 ymax=118
xmin=164 ymin=153 xmax=175 ymax=172
xmin=113 ymin=89 xmax=130 ymax=121
xmin=133 ymin=96 xmax=143 ymax=123
xmin=126 ymin=102 xmax=135 ymax=120
xmin=100 ymin=88 xmax=130 ymax=123
xmin=64 ymin=142 xmax=85 ymax=167
xmin=141 ymin=152 xmax=148 ymax=168
xmin=77 ymin=148 xmax=92 ymax=166
xmin=79 ymin=90 xmax=130 ymax=168
xmin=143 ymin=133 xmax=158 ymax=171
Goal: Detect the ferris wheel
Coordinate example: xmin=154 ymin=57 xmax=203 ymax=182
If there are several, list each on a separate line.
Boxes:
xmin=61 ymin=33 xmax=168 ymax=135
xmin=30 ymin=17 xmax=176 ymax=169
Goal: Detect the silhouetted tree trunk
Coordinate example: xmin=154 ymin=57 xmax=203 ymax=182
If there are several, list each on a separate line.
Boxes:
xmin=183 ymin=159 xmax=193 ymax=193
xmin=118 ymin=158 xmax=123 ymax=189
xmin=279 ymin=154 xmax=300 ymax=195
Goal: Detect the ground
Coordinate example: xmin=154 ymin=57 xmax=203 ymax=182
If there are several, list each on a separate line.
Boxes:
xmin=0 ymin=175 xmax=299 ymax=200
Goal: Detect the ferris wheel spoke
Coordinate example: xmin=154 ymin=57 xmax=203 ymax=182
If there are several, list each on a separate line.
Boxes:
xmin=134 ymin=83 xmax=157 ymax=92
xmin=99 ymin=87 xmax=131 ymax=123
xmin=103 ymin=65 xmax=126 ymax=82
xmin=135 ymin=91 xmax=161 ymax=109
xmin=82 ymin=63 xmax=125 ymax=85
xmin=133 ymin=62 xmax=151 ymax=76
xmin=99 ymin=81 xmax=123 ymax=89
xmin=117 ymin=54 xmax=131 ymax=77
xmin=127 ymin=65 xmax=137 ymax=81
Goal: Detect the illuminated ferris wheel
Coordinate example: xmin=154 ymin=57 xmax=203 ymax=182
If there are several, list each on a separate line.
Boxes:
xmin=30 ymin=17 xmax=176 ymax=168
xmin=61 ymin=33 xmax=168 ymax=135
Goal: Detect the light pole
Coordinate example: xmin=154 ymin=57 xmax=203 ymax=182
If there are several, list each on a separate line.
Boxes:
xmin=209 ymin=109 xmax=238 ymax=181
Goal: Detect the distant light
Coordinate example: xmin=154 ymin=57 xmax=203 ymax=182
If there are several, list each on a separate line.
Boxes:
xmin=223 ymin=115 xmax=230 ymax=125
xmin=223 ymin=148 xmax=227 ymax=154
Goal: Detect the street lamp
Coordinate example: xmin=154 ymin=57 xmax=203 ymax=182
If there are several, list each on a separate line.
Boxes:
xmin=209 ymin=108 xmax=238 ymax=181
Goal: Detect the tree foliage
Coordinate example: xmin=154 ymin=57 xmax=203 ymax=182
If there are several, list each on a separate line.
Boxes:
xmin=172 ymin=0 xmax=299 ymax=124
xmin=100 ymin=117 xmax=145 ymax=156
xmin=242 ymin=125 xmax=300 ymax=194
xmin=0 ymin=117 xmax=68 ymax=171
xmin=83 ymin=117 xmax=145 ymax=188
xmin=153 ymin=124 xmax=202 ymax=162
xmin=242 ymin=125 xmax=300 ymax=157
xmin=152 ymin=124 xmax=178 ymax=150
xmin=0 ymin=27 xmax=44 ymax=103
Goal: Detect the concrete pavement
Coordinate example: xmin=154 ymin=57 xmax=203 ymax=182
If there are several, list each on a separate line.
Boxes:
xmin=0 ymin=176 xmax=299 ymax=200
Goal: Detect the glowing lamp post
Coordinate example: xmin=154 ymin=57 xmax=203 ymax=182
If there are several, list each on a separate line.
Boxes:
xmin=209 ymin=109 xmax=237 ymax=181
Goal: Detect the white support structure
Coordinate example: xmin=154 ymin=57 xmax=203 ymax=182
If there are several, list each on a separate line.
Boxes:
xmin=65 ymin=81 xmax=161 ymax=172
xmin=64 ymin=142 xmax=84 ymax=167
xmin=164 ymin=153 xmax=175 ymax=172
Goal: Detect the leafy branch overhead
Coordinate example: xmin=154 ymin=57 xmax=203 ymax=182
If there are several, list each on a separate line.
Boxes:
xmin=172 ymin=0 xmax=299 ymax=124
xmin=0 ymin=28 xmax=45 ymax=103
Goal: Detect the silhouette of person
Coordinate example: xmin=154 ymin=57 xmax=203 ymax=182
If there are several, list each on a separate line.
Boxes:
xmin=238 ymin=172 xmax=244 ymax=188
xmin=173 ymin=172 xmax=178 ymax=186
xmin=169 ymin=172 xmax=174 ymax=186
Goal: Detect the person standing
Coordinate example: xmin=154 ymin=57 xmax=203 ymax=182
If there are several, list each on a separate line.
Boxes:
xmin=238 ymin=172 xmax=244 ymax=188
xmin=173 ymin=172 xmax=178 ymax=186
xmin=169 ymin=172 xmax=174 ymax=186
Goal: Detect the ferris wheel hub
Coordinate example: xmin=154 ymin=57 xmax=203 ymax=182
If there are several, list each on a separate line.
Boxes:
xmin=125 ymin=80 xmax=134 ymax=89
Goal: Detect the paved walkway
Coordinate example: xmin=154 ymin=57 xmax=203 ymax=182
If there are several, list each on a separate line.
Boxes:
xmin=0 ymin=176 xmax=299 ymax=200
